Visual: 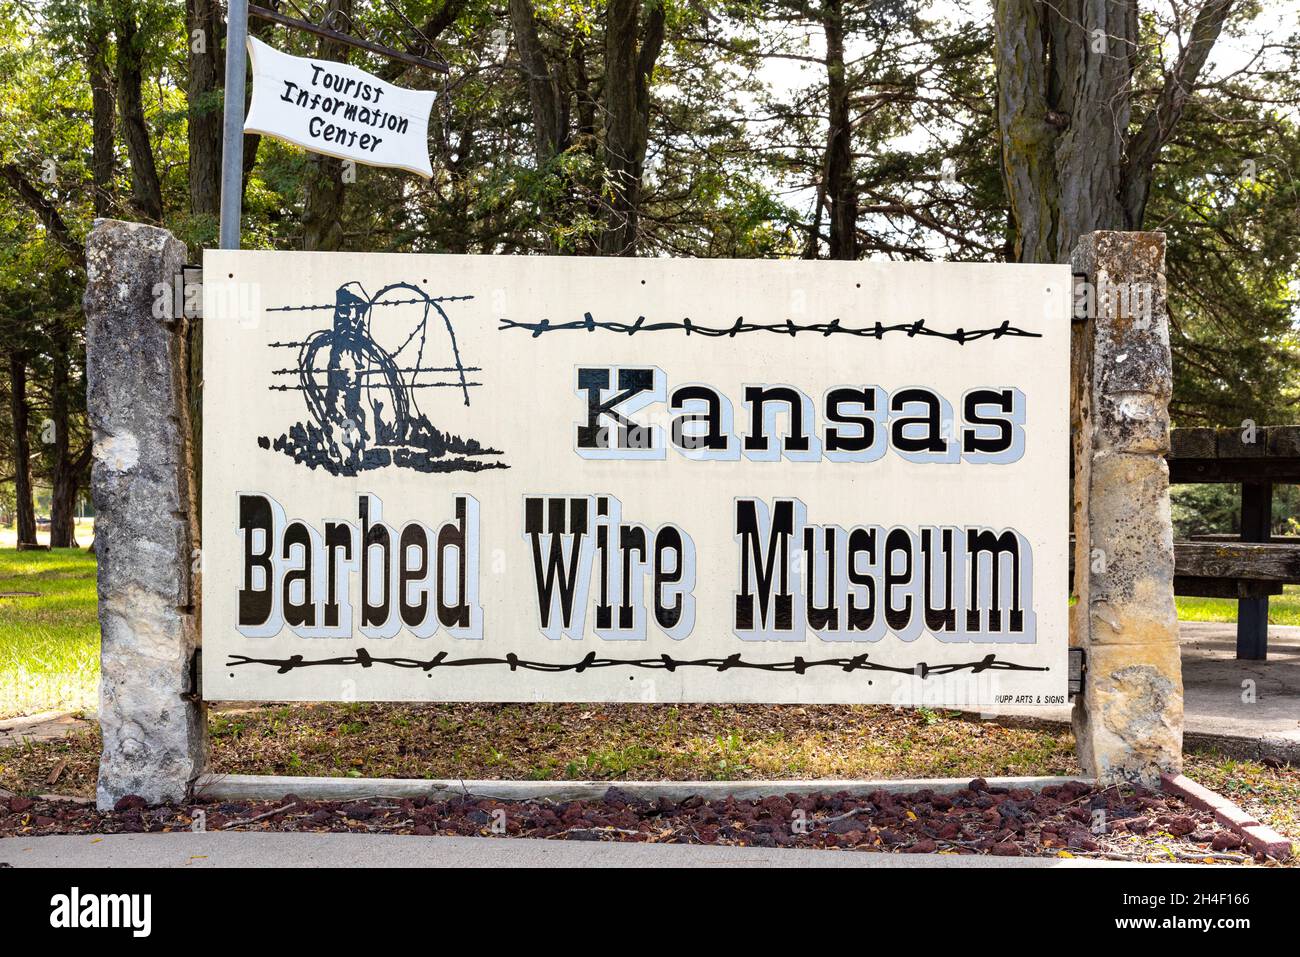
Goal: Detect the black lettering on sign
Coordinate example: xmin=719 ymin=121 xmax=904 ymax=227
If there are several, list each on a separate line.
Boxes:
xmin=803 ymin=526 xmax=840 ymax=631
xmin=846 ymin=527 xmax=877 ymax=632
xmin=323 ymin=522 xmax=354 ymax=628
xmin=884 ymin=528 xmax=914 ymax=632
xmin=595 ymin=496 xmax=613 ymax=630
xmin=564 ymin=375 xmax=1023 ymax=464
xmin=359 ymin=494 xmax=392 ymax=631
xmin=669 ymin=384 xmax=730 ymax=452
xmin=617 ymin=525 xmax=648 ymax=630
xmin=239 ymin=494 xmax=274 ymax=627
xmin=922 ymin=527 xmax=958 ymax=633
xmin=743 ymin=386 xmax=814 ymax=457
xmin=889 ymin=388 xmax=948 ymax=454
xmin=235 ymin=492 xmax=481 ymax=641
xmin=437 ymin=497 xmax=472 ymax=629
xmin=653 ymin=526 xmax=687 ymax=629
xmin=963 ymin=389 xmax=1013 ymax=454
xmin=724 ymin=507 xmax=1036 ymax=644
xmin=824 ymin=387 xmax=877 ymax=453
xmin=525 ymin=496 xmax=590 ymax=638
xmin=734 ymin=498 xmax=798 ymax=637
xmin=575 ymin=367 xmax=658 ymax=453
xmin=398 ymin=523 xmax=429 ymax=629
xmin=966 ymin=529 xmax=1025 ymax=632
xmin=282 ymin=520 xmax=315 ymax=628
xmin=518 ymin=495 xmax=701 ymax=642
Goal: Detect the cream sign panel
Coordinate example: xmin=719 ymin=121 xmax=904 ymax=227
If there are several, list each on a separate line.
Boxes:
xmin=201 ymin=253 xmax=1070 ymax=705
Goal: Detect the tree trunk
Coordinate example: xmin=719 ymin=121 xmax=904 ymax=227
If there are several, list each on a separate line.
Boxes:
xmin=302 ymin=154 xmax=347 ymax=251
xmin=993 ymin=0 xmax=1062 ymax=263
xmin=599 ymin=0 xmax=665 ymax=256
xmin=52 ymin=445 xmax=91 ymax=550
xmin=509 ymin=0 xmax=567 ymax=169
xmin=47 ymin=325 xmax=78 ymax=549
xmin=995 ymin=0 xmax=1232 ymax=263
xmin=187 ymin=0 xmax=224 ymax=226
xmin=1045 ymin=0 xmax=1132 ymax=258
xmin=995 ymin=0 xmax=1133 ymax=261
xmin=115 ymin=10 xmax=165 ymax=223
xmin=8 ymin=351 xmax=36 ymax=547
xmin=573 ymin=38 xmax=597 ymax=145
xmin=86 ymin=25 xmax=116 ymax=218
xmin=302 ymin=0 xmax=352 ymax=251
xmin=823 ymin=0 xmax=857 ymax=260
xmin=50 ymin=466 xmax=83 ymax=548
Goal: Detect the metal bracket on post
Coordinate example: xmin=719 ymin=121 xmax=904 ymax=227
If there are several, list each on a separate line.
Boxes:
xmin=219 ymin=0 xmax=250 ymax=250
xmin=249 ymin=3 xmax=449 ymax=74
xmin=1068 ymin=647 xmax=1085 ymax=700
xmin=1070 ymin=271 xmax=1090 ymax=324
xmin=181 ymin=650 xmax=203 ymax=704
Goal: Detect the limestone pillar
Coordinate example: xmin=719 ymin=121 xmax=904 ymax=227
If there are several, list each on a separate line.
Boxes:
xmin=1070 ymin=231 xmax=1183 ymax=786
xmin=85 ymin=220 xmax=206 ymax=808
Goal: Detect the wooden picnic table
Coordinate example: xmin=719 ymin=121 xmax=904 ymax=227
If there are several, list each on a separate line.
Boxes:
xmin=1168 ymin=426 xmax=1300 ymax=659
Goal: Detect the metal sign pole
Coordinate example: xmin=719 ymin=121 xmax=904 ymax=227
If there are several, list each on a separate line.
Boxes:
xmin=218 ymin=0 xmax=250 ymax=250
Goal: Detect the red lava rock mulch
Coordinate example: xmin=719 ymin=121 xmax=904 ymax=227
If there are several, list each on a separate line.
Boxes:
xmin=0 ymin=779 xmax=1285 ymax=864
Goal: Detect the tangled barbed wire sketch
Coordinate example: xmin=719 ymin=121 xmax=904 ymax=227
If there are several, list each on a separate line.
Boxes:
xmin=259 ymin=281 xmax=507 ymax=475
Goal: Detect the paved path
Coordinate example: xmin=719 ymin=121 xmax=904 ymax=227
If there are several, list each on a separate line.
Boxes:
xmin=1171 ymin=622 xmax=1299 ymax=757
xmin=0 ymin=832 xmax=1184 ymax=868
xmin=0 ymin=711 xmax=93 ymax=749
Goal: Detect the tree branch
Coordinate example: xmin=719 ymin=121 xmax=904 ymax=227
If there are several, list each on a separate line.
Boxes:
xmin=1121 ymin=0 xmax=1236 ymax=226
xmin=0 ymin=164 xmax=86 ymax=270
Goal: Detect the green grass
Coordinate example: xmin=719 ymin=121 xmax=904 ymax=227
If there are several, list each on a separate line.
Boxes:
xmin=1186 ymin=752 xmax=1300 ymax=844
xmin=1176 ymin=584 xmax=1300 ymax=625
xmin=0 ymin=548 xmax=99 ymax=719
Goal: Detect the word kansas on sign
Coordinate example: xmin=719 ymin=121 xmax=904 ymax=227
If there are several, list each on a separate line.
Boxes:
xmin=243 ymin=36 xmax=435 ymax=178
xmin=201 ymin=253 xmax=1071 ymax=706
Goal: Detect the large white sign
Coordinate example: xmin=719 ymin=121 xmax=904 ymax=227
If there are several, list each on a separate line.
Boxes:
xmin=201 ymin=252 xmax=1070 ymax=706
xmin=243 ymin=36 xmax=435 ymax=178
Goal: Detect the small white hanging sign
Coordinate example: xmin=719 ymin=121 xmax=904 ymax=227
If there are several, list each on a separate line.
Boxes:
xmin=243 ymin=36 xmax=435 ymax=178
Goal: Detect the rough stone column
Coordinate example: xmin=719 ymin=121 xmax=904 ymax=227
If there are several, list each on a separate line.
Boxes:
xmin=1070 ymin=231 xmax=1183 ymax=786
xmin=85 ymin=220 xmax=206 ymax=809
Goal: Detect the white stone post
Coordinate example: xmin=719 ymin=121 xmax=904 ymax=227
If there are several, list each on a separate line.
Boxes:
xmin=1070 ymin=231 xmax=1183 ymax=786
xmin=85 ymin=220 xmax=206 ymax=809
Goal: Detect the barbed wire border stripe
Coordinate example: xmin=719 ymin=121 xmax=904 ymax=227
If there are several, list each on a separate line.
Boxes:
xmin=498 ymin=313 xmax=1043 ymax=345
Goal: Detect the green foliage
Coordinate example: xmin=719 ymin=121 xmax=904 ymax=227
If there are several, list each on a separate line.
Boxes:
xmin=1170 ymin=484 xmax=1241 ymax=538
xmin=1171 ymin=483 xmax=1300 ymax=538
xmin=1154 ymin=93 xmax=1300 ymax=428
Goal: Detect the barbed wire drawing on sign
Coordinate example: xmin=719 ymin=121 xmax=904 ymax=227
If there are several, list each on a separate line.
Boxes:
xmin=260 ymin=281 xmax=507 ymax=475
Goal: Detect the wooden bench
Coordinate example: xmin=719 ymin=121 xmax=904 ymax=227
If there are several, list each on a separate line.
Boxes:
xmin=1168 ymin=426 xmax=1300 ymax=660
xmin=1072 ymin=541 xmax=1299 ymax=595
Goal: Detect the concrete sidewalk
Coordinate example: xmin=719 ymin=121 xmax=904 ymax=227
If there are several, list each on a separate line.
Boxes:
xmin=0 ymin=711 xmax=93 ymax=748
xmin=964 ymin=622 xmax=1300 ymax=762
xmin=0 ymin=832 xmax=1185 ymax=868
